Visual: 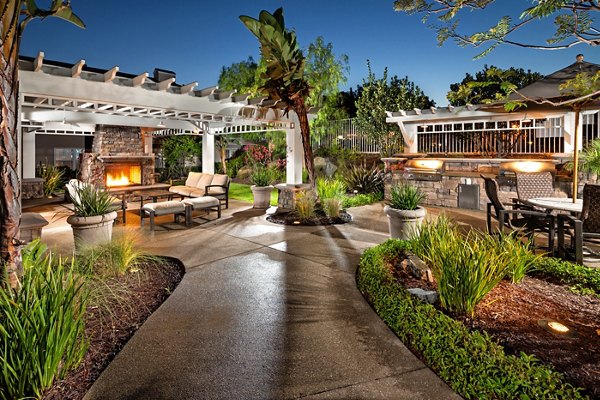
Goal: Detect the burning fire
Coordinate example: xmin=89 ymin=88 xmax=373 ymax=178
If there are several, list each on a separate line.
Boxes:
xmin=106 ymin=172 xmax=131 ymax=187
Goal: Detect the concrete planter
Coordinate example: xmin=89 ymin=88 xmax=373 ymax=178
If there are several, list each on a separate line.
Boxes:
xmin=251 ymin=185 xmax=274 ymax=209
xmin=66 ymin=211 xmax=118 ymax=253
xmin=383 ymin=205 xmax=426 ymax=240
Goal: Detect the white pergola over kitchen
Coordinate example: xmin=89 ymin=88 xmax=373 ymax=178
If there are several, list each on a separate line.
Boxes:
xmin=18 ymin=52 xmax=304 ymax=185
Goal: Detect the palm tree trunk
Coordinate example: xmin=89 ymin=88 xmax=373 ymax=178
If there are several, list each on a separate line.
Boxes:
xmin=1 ymin=2 xmax=24 ymax=288
xmin=291 ymin=97 xmax=315 ymax=188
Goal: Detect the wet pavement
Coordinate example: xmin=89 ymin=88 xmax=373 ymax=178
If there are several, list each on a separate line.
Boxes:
xmin=34 ymin=200 xmax=468 ymax=399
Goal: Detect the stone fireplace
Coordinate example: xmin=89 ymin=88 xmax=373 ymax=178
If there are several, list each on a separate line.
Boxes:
xmin=79 ymin=125 xmax=154 ymax=188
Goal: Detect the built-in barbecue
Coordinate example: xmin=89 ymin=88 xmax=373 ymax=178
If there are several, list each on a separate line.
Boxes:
xmin=497 ymin=160 xmax=556 ymax=185
xmin=400 ymin=159 xmax=445 ymax=182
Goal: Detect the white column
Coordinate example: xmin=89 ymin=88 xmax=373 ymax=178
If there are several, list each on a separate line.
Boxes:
xmin=399 ymin=122 xmax=419 ymax=153
xmin=563 ymin=112 xmax=577 ymax=154
xmin=22 ymin=131 xmax=36 ymax=179
xmin=286 ymin=127 xmax=303 ymax=185
xmin=17 ymin=93 xmax=24 ymax=180
xmin=202 ymin=132 xmax=215 ymax=174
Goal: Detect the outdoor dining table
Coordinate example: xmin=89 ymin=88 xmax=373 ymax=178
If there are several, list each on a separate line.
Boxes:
xmin=524 ymin=197 xmax=583 ymax=214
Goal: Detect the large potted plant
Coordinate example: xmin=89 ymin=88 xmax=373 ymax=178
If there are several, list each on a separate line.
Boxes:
xmin=250 ymin=166 xmax=275 ymax=209
xmin=384 ymin=182 xmax=427 ymax=240
xmin=66 ymin=183 xmax=118 ymax=252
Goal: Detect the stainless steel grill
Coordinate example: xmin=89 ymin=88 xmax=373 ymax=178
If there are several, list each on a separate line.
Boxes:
xmin=497 ymin=160 xmax=556 ymax=186
xmin=401 ymin=159 xmax=445 ymax=181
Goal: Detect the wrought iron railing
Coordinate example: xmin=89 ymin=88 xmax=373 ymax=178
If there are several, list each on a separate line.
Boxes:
xmin=312 ymin=118 xmax=382 ymax=154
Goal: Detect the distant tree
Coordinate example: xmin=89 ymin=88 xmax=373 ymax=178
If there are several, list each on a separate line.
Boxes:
xmin=448 ymin=65 xmax=543 ymax=106
xmin=161 ymin=136 xmax=202 ymax=179
xmin=336 ymin=88 xmax=361 ymax=118
xmin=355 ymin=62 xmax=434 ymax=156
xmin=240 ymin=8 xmax=317 ymax=187
xmin=394 ymin=0 xmax=600 ymax=58
xmin=1 ymin=1 xmax=84 ymax=288
xmin=217 ymin=56 xmax=265 ymax=97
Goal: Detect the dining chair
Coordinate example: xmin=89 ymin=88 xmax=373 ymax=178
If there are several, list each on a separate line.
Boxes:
xmin=557 ymin=183 xmax=600 ymax=264
xmin=516 ymin=172 xmax=555 ymax=201
xmin=482 ymin=175 xmax=555 ymax=251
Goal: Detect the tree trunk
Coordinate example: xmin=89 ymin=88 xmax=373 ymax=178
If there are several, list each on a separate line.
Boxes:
xmin=291 ymin=97 xmax=315 ymax=188
xmin=219 ymin=145 xmax=227 ymax=174
xmin=1 ymin=2 xmax=24 ymax=288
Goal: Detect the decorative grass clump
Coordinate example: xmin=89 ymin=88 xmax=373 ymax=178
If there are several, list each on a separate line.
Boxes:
xmin=0 ymin=240 xmax=89 ymax=399
xmin=409 ymin=217 xmax=540 ymax=316
xmin=388 ymin=182 xmax=425 ymax=210
xmin=356 ymin=239 xmax=587 ymax=399
xmin=317 ymin=178 xmax=346 ymax=217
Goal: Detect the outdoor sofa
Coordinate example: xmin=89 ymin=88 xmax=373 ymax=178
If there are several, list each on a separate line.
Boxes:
xmin=168 ymin=172 xmax=230 ymax=208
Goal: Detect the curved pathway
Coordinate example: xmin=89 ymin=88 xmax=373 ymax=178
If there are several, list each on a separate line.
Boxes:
xmin=83 ymin=203 xmax=460 ymax=399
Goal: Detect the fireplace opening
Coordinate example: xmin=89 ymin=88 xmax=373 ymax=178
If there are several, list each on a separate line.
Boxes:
xmin=105 ymin=164 xmax=142 ymax=187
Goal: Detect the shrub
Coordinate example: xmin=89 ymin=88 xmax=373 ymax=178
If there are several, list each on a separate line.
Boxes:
xmin=317 ymin=178 xmax=346 ymax=217
xmin=71 ymin=184 xmax=116 ymax=217
xmin=341 ymin=192 xmax=383 ymax=208
xmin=532 ymin=257 xmax=600 ymax=297
xmin=40 ymin=165 xmax=65 ymax=197
xmin=295 ymin=190 xmax=316 ymax=220
xmin=410 ymin=217 xmax=539 ymax=316
xmin=356 ymin=240 xmax=587 ymax=399
xmin=342 ymin=164 xmax=385 ymax=194
xmin=250 ymin=166 xmax=275 ymax=187
xmin=0 ymin=240 xmax=88 ymax=399
xmin=388 ymin=181 xmax=425 ymax=210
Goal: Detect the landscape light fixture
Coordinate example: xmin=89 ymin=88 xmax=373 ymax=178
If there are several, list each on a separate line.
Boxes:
xmin=157 ymin=120 xmax=166 ymax=128
xmin=538 ymin=319 xmax=574 ymax=336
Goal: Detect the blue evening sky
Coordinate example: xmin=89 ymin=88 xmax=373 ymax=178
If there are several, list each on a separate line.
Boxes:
xmin=20 ymin=1 xmax=594 ymax=107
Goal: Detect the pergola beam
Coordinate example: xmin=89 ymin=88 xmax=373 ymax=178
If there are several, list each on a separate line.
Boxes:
xmin=34 ymin=51 xmax=44 ymax=72
xmin=71 ymin=59 xmax=85 ymax=78
xmin=132 ymin=72 xmax=148 ymax=87
xmin=180 ymin=82 xmax=198 ymax=95
xmin=103 ymin=66 xmax=119 ymax=82
xmin=157 ymin=77 xmax=175 ymax=92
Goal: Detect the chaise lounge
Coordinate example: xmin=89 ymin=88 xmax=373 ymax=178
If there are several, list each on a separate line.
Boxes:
xmin=169 ymin=172 xmax=230 ymax=208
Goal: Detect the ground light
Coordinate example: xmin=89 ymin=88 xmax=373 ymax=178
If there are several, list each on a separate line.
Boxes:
xmin=538 ymin=319 xmax=575 ymax=337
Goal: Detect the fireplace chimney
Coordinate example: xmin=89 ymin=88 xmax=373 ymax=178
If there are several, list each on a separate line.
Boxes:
xmin=153 ymin=68 xmax=176 ymax=82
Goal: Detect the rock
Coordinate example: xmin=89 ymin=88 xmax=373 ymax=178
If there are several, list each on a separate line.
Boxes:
xmin=407 ymin=288 xmax=439 ymax=304
xmin=314 ymin=157 xmax=338 ymax=178
xmin=407 ymin=254 xmax=435 ymax=283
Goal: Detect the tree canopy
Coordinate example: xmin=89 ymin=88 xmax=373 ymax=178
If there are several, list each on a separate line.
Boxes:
xmin=394 ymin=0 xmax=600 ymax=58
xmin=355 ymin=62 xmax=434 ymax=156
xmin=447 ymin=65 xmax=543 ymax=106
xmin=217 ymin=56 xmax=264 ymax=96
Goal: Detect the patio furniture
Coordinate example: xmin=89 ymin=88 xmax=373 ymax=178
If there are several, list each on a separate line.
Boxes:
xmin=140 ymin=200 xmax=187 ymax=231
xmin=482 ymin=175 xmax=555 ymax=250
xmin=557 ymin=184 xmax=600 ymax=264
xmin=182 ymin=196 xmax=221 ymax=224
xmin=169 ymin=172 xmax=230 ymax=209
xmin=66 ymin=179 xmax=128 ymax=223
xmin=523 ymin=197 xmax=583 ymax=214
xmin=20 ymin=212 xmax=49 ymax=242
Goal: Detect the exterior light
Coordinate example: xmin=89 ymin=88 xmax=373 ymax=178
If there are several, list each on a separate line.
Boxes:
xmin=538 ymin=319 xmax=574 ymax=336
xmin=500 ymin=161 xmax=555 ymax=174
xmin=412 ymin=159 xmax=444 ymax=170
xmin=157 ymin=120 xmax=166 ymax=128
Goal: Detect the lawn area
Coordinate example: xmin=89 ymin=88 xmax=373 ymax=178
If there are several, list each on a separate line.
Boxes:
xmin=229 ymin=182 xmax=278 ymax=206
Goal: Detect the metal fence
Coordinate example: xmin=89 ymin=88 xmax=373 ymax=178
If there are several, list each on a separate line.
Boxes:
xmin=417 ymin=117 xmax=565 ymax=156
xmin=312 ymin=118 xmax=381 ymax=154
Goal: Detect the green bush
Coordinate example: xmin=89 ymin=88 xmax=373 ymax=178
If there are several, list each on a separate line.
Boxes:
xmin=342 ymin=164 xmax=385 ymax=194
xmin=40 ymin=165 xmax=65 ymax=197
xmin=71 ymin=184 xmax=116 ymax=217
xmin=0 ymin=240 xmax=88 ymax=399
xmin=532 ymin=257 xmax=600 ymax=297
xmin=341 ymin=192 xmax=383 ymax=208
xmin=317 ymin=178 xmax=346 ymax=217
xmin=356 ymin=240 xmax=587 ymax=399
xmin=295 ymin=190 xmax=316 ymax=220
xmin=388 ymin=182 xmax=425 ymax=210
xmin=250 ymin=166 xmax=275 ymax=187
xmin=410 ymin=217 xmax=540 ymax=316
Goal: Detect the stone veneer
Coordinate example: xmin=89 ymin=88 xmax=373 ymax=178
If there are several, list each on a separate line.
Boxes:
xmin=275 ymin=183 xmax=312 ymax=210
xmin=79 ymin=125 xmax=154 ymax=188
xmin=385 ymin=158 xmax=598 ymax=211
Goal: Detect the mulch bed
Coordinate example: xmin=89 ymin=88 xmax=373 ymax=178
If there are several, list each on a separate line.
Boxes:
xmin=267 ymin=210 xmax=352 ymax=225
xmin=391 ymin=261 xmax=600 ymax=399
xmin=43 ymin=258 xmax=184 ymax=400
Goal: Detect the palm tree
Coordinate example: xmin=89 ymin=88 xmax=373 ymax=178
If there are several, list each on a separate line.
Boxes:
xmin=1 ymin=1 xmax=84 ymax=287
xmin=240 ymin=8 xmax=316 ymax=188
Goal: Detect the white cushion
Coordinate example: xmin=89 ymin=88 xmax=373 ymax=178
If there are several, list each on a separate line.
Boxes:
xmin=142 ymin=200 xmax=185 ymax=215
xmin=182 ymin=196 xmax=219 ymax=209
xmin=212 ymin=174 xmax=229 ymax=186
xmin=188 ymin=188 xmax=206 ymax=197
xmin=207 ymin=186 xmax=225 ymax=195
xmin=185 ymin=172 xmax=204 ymax=188
xmin=169 ymin=186 xmax=194 ymax=196
xmin=196 ymin=174 xmax=214 ymax=190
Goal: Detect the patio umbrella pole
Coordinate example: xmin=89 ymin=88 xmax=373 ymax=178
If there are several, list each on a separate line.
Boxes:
xmin=572 ymin=107 xmax=580 ymax=203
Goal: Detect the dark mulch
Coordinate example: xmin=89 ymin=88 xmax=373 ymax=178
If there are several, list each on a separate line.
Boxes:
xmin=391 ymin=261 xmax=600 ymax=398
xmin=267 ymin=210 xmax=352 ymax=226
xmin=43 ymin=258 xmax=184 ymax=400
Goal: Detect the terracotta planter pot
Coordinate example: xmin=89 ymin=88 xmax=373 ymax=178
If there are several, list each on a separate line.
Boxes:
xmin=383 ymin=205 xmax=427 ymax=240
xmin=67 ymin=211 xmax=118 ymax=253
xmin=251 ymin=185 xmax=274 ymax=209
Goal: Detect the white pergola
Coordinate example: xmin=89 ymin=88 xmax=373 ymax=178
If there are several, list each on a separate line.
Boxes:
xmin=18 ymin=52 xmax=305 ymax=185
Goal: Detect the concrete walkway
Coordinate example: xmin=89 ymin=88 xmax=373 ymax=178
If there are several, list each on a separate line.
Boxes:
xmin=38 ymin=200 xmax=461 ymax=399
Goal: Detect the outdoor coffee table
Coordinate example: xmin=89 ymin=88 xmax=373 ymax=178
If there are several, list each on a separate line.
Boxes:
xmin=132 ymin=189 xmax=174 ymax=208
xmin=524 ymin=197 xmax=583 ymax=214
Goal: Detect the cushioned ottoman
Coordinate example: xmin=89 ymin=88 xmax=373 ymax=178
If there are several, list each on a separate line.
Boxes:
xmin=141 ymin=200 xmax=186 ymax=231
xmin=182 ymin=196 xmax=221 ymax=225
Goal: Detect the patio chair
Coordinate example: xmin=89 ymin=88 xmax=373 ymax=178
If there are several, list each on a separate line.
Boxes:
xmin=557 ymin=184 xmax=600 ymax=264
xmin=65 ymin=179 xmax=127 ymax=223
xmin=482 ymin=175 xmax=555 ymax=251
xmin=515 ymin=172 xmax=555 ymax=202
